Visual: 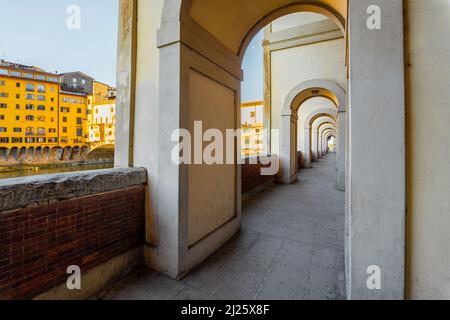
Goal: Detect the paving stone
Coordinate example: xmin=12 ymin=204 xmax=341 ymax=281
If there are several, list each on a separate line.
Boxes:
xmin=95 ymin=154 xmax=346 ymax=300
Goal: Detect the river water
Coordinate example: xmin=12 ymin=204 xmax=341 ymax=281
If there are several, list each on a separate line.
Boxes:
xmin=0 ymin=163 xmax=114 ymax=180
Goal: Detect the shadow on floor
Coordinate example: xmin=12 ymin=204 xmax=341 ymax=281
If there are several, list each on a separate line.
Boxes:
xmin=95 ymin=154 xmax=346 ymax=300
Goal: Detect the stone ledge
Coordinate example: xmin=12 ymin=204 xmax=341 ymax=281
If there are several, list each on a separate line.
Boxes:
xmin=0 ymin=167 xmax=147 ymax=213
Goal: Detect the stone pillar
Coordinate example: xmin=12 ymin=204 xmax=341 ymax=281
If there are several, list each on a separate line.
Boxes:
xmin=347 ymin=0 xmax=405 ymax=299
xmin=337 ymin=111 xmax=346 ymax=191
xmin=280 ymin=110 xmax=298 ymax=184
xmin=303 ymin=127 xmax=311 ymax=168
xmin=311 ymin=129 xmax=318 ymax=161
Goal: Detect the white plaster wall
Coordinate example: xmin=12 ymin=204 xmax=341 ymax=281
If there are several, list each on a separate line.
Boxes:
xmin=270 ymin=12 xmax=328 ymax=32
xmin=406 ymin=0 xmax=450 ymax=300
xmin=188 ymin=70 xmax=237 ymax=246
xmin=270 ymin=37 xmax=346 ymax=155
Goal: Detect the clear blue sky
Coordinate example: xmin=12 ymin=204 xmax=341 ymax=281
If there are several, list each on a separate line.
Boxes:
xmin=0 ymin=0 xmax=263 ymax=100
xmin=0 ymin=0 xmax=119 ymax=86
xmin=241 ymin=31 xmax=264 ymax=102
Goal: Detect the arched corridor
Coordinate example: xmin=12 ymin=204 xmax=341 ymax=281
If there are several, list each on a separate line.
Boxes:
xmin=96 ymin=154 xmax=345 ymax=300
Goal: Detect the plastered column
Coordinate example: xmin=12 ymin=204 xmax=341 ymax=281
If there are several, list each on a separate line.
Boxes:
xmin=280 ymin=110 xmax=298 ymax=184
xmin=337 ymin=111 xmax=346 ymax=191
xmin=347 ymin=0 xmax=405 ymax=299
xmin=303 ymin=127 xmax=312 ymax=168
xmin=311 ymin=129 xmax=318 ymax=161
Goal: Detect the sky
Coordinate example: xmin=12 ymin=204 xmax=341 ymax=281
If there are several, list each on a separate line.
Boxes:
xmin=0 ymin=0 xmax=119 ymax=86
xmin=241 ymin=31 xmax=264 ymax=102
xmin=0 ymin=0 xmax=263 ymax=100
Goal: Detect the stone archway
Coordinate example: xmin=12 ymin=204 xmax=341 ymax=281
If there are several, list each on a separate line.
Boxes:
xmin=117 ymin=0 xmax=406 ymax=299
xmin=279 ymin=79 xmax=345 ymax=185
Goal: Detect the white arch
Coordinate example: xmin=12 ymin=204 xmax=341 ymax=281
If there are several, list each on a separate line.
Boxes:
xmin=283 ymin=79 xmax=346 ymax=113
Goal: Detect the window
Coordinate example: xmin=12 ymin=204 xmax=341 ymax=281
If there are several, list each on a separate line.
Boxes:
xmin=23 ymin=73 xmax=33 ymax=79
xmin=77 ymin=108 xmax=82 ymax=113
xmin=0 ymin=93 xmax=9 ymax=98
xmin=50 ymin=98 xmax=54 ymax=102
xmin=81 ymin=79 xmax=86 ymax=84
xmin=48 ymin=137 xmax=58 ymax=143
xmin=76 ymin=128 xmax=83 ymax=137
xmin=26 ymin=115 xmax=35 ymax=121
xmin=16 ymin=104 xmax=20 ymax=110
xmin=16 ymin=83 xmax=20 ymax=88
xmin=73 ymin=78 xmax=77 ymax=83
xmin=71 ymin=98 xmax=77 ymax=103
xmin=0 ymin=80 xmax=4 ymax=86
xmin=37 ymin=84 xmax=46 ymax=93
xmin=60 ymin=137 xmax=68 ymax=144
xmin=0 ymin=127 xmax=7 ymax=132
xmin=26 ymin=104 xmax=34 ymax=110
xmin=76 ymin=117 xmax=82 ymax=125
xmin=25 ymin=137 xmax=35 ymax=143
xmin=62 ymin=97 xmax=69 ymax=103
xmin=48 ymin=77 xmax=59 ymax=83
xmin=16 ymin=94 xmax=20 ymax=99
xmin=26 ymin=94 xmax=35 ymax=100
xmin=37 ymin=95 xmax=46 ymax=101
xmin=11 ymin=137 xmax=22 ymax=143
xmin=35 ymin=75 xmax=46 ymax=81
xmin=37 ymin=116 xmax=46 ymax=122
xmin=0 ymin=103 xmax=7 ymax=109
xmin=15 ymin=116 xmax=19 ymax=121
xmin=62 ymin=117 xmax=67 ymax=123
xmin=0 ymin=137 xmax=9 ymax=143
xmin=25 ymin=127 xmax=34 ymax=136
xmin=50 ymin=87 xmax=55 ymax=92
xmin=26 ymin=83 xmax=35 ymax=92
xmin=37 ymin=127 xmax=45 ymax=136
xmin=0 ymin=69 xmax=8 ymax=75
xmin=14 ymin=128 xmax=21 ymax=133
xmin=37 ymin=105 xmax=45 ymax=111
xmin=61 ymin=107 xmax=70 ymax=113
xmin=11 ymin=71 xmax=21 ymax=77
xmin=48 ymin=128 xmax=56 ymax=133
xmin=62 ymin=127 xmax=68 ymax=133
xmin=37 ymin=137 xmax=46 ymax=143
xmin=0 ymin=115 xmax=4 ymax=120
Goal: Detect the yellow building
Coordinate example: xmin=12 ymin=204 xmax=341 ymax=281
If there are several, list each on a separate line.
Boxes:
xmin=59 ymin=91 xmax=88 ymax=147
xmin=87 ymin=81 xmax=116 ymax=147
xmin=241 ymin=101 xmax=264 ymax=157
xmin=0 ymin=61 xmax=88 ymax=150
xmin=0 ymin=62 xmax=61 ymax=148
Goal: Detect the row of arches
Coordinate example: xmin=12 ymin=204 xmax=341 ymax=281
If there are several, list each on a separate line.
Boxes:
xmin=0 ymin=146 xmax=89 ymax=164
xmin=115 ymin=0 xmax=406 ymax=299
xmin=279 ymin=79 xmax=345 ymax=189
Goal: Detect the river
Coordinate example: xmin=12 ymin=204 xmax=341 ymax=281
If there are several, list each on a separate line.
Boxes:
xmin=0 ymin=163 xmax=114 ymax=180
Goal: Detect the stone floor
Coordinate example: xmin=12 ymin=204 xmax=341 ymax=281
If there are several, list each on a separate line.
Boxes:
xmin=95 ymin=154 xmax=346 ymax=300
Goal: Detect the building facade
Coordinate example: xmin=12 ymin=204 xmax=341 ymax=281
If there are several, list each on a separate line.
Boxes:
xmin=0 ymin=61 xmax=61 ymax=149
xmin=59 ymin=91 xmax=88 ymax=147
xmin=241 ymin=101 xmax=264 ymax=157
xmin=87 ymin=81 xmax=116 ymax=147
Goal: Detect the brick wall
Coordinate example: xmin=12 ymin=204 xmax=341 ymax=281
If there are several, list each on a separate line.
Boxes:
xmin=0 ymin=186 xmax=145 ymax=300
xmin=242 ymin=157 xmax=277 ymax=195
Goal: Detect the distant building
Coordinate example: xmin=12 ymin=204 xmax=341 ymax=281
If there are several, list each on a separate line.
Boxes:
xmin=60 ymin=71 xmax=95 ymax=95
xmin=59 ymin=90 xmax=88 ymax=147
xmin=87 ymin=81 xmax=116 ymax=147
xmin=241 ymin=101 xmax=264 ymax=157
xmin=0 ymin=60 xmax=61 ymax=148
